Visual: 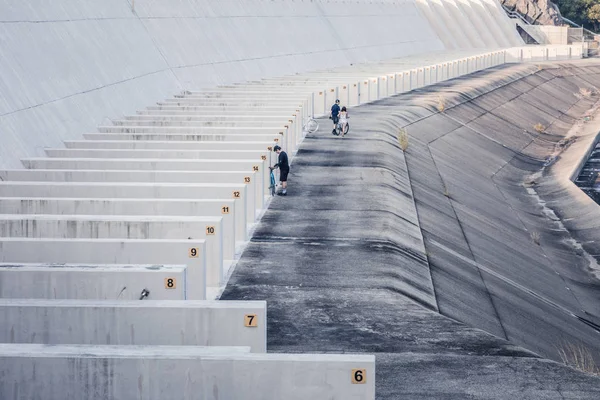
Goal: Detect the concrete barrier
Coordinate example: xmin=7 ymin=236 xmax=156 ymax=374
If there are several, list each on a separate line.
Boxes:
xmin=20 ymin=159 xmax=269 ymax=202
xmin=41 ymin=150 xmax=268 ymax=202
xmin=0 ymin=197 xmax=245 ymax=243
xmin=0 ymin=344 xmax=376 ymax=400
xmin=112 ymin=119 xmax=281 ymax=128
xmin=0 ymin=263 xmax=187 ymax=300
xmin=0 ymin=299 xmax=267 ymax=352
xmin=46 ymin=148 xmax=270 ymax=160
xmin=143 ymin=106 xmax=297 ymax=112
xmin=0 ymin=214 xmax=226 ymax=287
xmin=0 ymin=181 xmax=248 ymax=236
xmin=64 ymin=140 xmax=274 ymax=151
xmin=97 ymin=125 xmax=283 ymax=134
xmin=83 ymin=132 xmax=282 ymax=143
xmin=0 ymin=238 xmax=208 ymax=300
xmin=125 ymin=115 xmax=290 ymax=122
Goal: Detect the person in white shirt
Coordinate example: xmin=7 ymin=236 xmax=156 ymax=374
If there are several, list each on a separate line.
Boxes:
xmin=338 ymin=106 xmax=349 ymax=137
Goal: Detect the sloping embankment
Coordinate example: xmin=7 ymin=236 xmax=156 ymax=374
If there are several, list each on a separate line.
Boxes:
xmin=222 ymin=61 xmax=600 ymax=397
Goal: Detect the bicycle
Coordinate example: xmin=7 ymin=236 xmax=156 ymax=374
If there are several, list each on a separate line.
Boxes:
xmin=334 ymin=120 xmax=350 ymax=136
xmin=269 ymin=167 xmax=277 ymax=196
xmin=303 ymin=115 xmax=319 ymax=134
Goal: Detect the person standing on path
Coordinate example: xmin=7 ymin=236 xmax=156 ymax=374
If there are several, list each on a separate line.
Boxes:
xmin=270 ymin=145 xmax=289 ymax=196
xmin=330 ymin=99 xmax=341 ymax=134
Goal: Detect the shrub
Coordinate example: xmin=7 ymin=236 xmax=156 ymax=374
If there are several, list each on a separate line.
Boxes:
xmin=437 ymin=96 xmax=446 ymax=113
xmin=398 ymin=128 xmax=409 ymax=151
xmin=558 ymin=343 xmax=600 ymax=376
xmin=534 ymin=123 xmax=546 ymax=133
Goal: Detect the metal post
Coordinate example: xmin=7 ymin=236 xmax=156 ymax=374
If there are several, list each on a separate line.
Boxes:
xmin=357 ymin=83 xmax=361 ymax=105
xmin=311 ymin=93 xmax=315 ymax=118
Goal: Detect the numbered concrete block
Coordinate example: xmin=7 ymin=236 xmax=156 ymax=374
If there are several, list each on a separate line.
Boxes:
xmin=0 ymin=182 xmax=244 ymax=246
xmin=123 ymin=116 xmax=290 ymax=123
xmin=21 ymin=158 xmax=269 ymax=203
xmin=97 ymin=125 xmax=283 ymax=134
xmin=0 ymin=238 xmax=208 ymax=300
xmin=0 ymin=299 xmax=267 ymax=352
xmin=82 ymin=133 xmax=282 ymax=142
xmin=0 ymin=197 xmax=245 ymax=243
xmin=0 ymin=215 xmax=225 ymax=287
xmin=64 ymin=139 xmax=274 ymax=151
xmin=0 ymin=344 xmax=375 ymax=400
xmin=45 ymin=148 xmax=270 ymax=162
xmin=111 ymin=120 xmax=277 ymax=128
xmin=0 ymin=263 xmax=187 ymax=300
xmin=144 ymin=105 xmax=293 ymax=113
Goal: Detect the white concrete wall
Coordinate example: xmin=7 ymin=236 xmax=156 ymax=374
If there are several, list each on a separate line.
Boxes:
xmin=0 ymin=0 xmax=526 ymax=169
xmin=0 ymin=263 xmax=188 ymax=300
xmin=0 ymin=344 xmax=376 ymax=400
xmin=0 ymin=238 xmax=208 ymax=300
xmin=0 ymin=215 xmax=226 ymax=286
xmin=0 ymin=299 xmax=267 ymax=352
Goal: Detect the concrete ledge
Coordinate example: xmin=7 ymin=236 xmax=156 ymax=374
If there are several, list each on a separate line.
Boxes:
xmin=0 ymin=168 xmax=261 ymax=210
xmin=0 ymin=182 xmax=245 ymax=241
xmin=0 ymin=299 xmax=267 ymax=352
xmin=0 ymin=196 xmax=246 ymax=243
xmin=64 ymin=140 xmax=274 ymax=151
xmin=0 ymin=214 xmax=225 ymax=287
xmin=97 ymin=126 xmax=284 ymax=134
xmin=112 ymin=119 xmax=280 ymax=127
xmin=19 ymin=159 xmax=268 ymax=205
xmin=0 ymin=344 xmax=375 ymax=400
xmin=0 ymin=263 xmax=187 ymax=300
xmin=0 ymin=238 xmax=208 ymax=300
xmin=82 ymin=133 xmax=282 ymax=142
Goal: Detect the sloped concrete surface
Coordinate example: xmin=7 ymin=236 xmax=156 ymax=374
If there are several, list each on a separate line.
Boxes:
xmin=0 ymin=0 xmax=525 ymax=168
xmin=222 ymin=61 xmax=600 ymax=397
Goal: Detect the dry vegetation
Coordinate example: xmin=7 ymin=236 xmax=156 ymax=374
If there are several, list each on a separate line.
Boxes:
xmin=530 ymin=231 xmax=541 ymax=245
xmin=558 ymin=343 xmax=600 ymax=376
xmin=523 ymin=177 xmax=537 ymax=188
xmin=437 ymin=96 xmax=446 ymax=113
xmin=533 ymin=123 xmax=546 ymax=133
xmin=398 ymin=128 xmax=409 ymax=151
xmin=579 ymin=87 xmax=593 ymax=98
xmin=443 ymin=186 xmax=451 ymax=198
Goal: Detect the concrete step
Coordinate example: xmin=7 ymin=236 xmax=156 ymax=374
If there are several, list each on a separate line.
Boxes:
xmin=64 ymin=140 xmax=274 ymax=151
xmin=0 ymin=238 xmax=209 ymax=299
xmin=0 ymin=263 xmax=187 ymax=300
xmin=0 ymin=344 xmax=375 ymax=399
xmin=0 ymin=214 xmax=225 ymax=287
xmin=0 ymin=299 xmax=266 ymax=351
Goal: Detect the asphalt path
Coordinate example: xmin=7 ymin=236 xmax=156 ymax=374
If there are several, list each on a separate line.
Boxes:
xmin=222 ymin=62 xmax=600 ymax=398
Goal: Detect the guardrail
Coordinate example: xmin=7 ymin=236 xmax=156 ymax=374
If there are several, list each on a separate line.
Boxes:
xmin=295 ymin=47 xmax=584 ymax=121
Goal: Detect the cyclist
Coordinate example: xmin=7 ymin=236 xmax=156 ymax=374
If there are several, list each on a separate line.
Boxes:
xmin=338 ymin=106 xmax=349 ymax=136
xmin=270 ymin=145 xmax=289 ymax=196
xmin=330 ymin=99 xmax=341 ymax=134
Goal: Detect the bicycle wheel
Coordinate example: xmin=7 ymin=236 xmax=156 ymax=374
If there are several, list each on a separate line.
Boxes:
xmin=306 ymin=118 xmax=319 ymax=133
xmin=269 ymin=172 xmax=276 ymax=196
xmin=343 ymin=122 xmax=350 ymax=135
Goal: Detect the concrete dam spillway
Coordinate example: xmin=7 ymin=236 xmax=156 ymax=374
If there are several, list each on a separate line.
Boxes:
xmin=1 ymin=0 xmax=600 ymax=399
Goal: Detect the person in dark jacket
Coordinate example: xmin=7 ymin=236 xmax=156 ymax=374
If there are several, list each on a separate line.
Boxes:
xmin=330 ymin=99 xmax=341 ymax=134
xmin=270 ymin=145 xmax=289 ymax=196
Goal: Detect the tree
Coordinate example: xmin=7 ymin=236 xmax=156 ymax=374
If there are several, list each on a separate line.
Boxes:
xmin=588 ymin=3 xmax=600 ymax=30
